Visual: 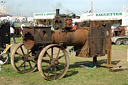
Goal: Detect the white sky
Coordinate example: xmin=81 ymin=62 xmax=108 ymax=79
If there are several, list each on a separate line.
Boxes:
xmin=3 ymin=0 xmax=128 ymax=16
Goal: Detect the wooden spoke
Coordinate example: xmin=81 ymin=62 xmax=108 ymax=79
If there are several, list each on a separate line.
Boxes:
xmin=20 ymin=46 xmax=25 ymax=55
xmin=16 ymin=53 xmax=24 ymax=57
xmin=28 ymin=61 xmax=32 ymax=69
xmin=46 ymin=52 xmax=52 ymax=59
xmin=57 ymin=55 xmax=64 ymax=59
xmin=54 ymin=66 xmax=57 ymax=79
xmin=18 ymin=61 xmax=26 ymax=68
xmin=30 ymin=60 xmax=37 ymax=63
xmin=56 ymin=66 xmax=62 ymax=73
xmin=51 ymin=47 xmax=53 ymax=58
xmin=56 ymin=48 xmax=60 ymax=58
xmin=47 ymin=70 xmax=50 ymax=78
xmin=43 ymin=64 xmax=52 ymax=71
xmin=28 ymin=50 xmax=32 ymax=55
xmin=42 ymin=59 xmax=50 ymax=63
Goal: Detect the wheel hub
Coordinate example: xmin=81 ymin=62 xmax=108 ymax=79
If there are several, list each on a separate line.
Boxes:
xmin=51 ymin=59 xmax=59 ymax=65
xmin=54 ymin=60 xmax=59 ymax=65
xmin=24 ymin=54 xmax=29 ymax=60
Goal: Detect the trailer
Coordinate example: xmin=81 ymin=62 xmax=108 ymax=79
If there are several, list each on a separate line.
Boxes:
xmin=111 ymin=26 xmax=128 ymax=45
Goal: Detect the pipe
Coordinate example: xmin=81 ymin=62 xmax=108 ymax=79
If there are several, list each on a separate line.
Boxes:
xmin=56 ymin=9 xmax=60 ymax=16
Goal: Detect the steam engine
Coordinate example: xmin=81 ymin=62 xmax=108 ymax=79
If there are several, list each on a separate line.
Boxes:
xmin=23 ymin=9 xmax=111 ymax=58
xmin=11 ymin=9 xmax=112 ymax=81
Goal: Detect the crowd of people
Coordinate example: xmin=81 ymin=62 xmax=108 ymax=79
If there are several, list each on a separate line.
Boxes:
xmin=111 ymin=26 xmax=128 ymax=36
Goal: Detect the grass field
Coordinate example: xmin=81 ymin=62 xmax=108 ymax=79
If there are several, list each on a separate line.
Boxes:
xmin=1 ymin=37 xmax=128 ymax=85
xmin=15 ymin=22 xmax=31 ymax=27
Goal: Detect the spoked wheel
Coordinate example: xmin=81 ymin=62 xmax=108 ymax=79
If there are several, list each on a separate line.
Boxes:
xmin=11 ymin=43 xmax=37 ymax=73
xmin=38 ymin=44 xmax=69 ymax=80
xmin=0 ymin=48 xmax=9 ymax=65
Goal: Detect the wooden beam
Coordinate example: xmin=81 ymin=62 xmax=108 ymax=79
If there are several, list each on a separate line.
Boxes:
xmin=109 ymin=66 xmax=128 ymax=72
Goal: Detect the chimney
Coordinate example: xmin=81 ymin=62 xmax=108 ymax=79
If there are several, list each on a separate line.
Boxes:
xmin=91 ymin=0 xmax=93 ymax=13
xmin=56 ymin=9 xmax=60 ymax=15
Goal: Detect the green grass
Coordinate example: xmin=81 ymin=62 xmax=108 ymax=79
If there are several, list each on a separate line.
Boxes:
xmin=10 ymin=37 xmax=23 ymax=44
xmin=15 ymin=22 xmax=31 ymax=27
xmin=1 ymin=38 xmax=128 ymax=85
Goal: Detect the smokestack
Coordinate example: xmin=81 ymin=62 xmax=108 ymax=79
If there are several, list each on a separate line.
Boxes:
xmin=91 ymin=0 xmax=93 ymax=13
xmin=56 ymin=9 xmax=60 ymax=15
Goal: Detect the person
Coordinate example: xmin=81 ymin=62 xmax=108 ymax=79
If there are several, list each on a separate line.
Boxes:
xmin=126 ymin=26 xmax=128 ymax=36
xmin=72 ymin=23 xmax=77 ymax=30
xmin=111 ymin=26 xmax=114 ymax=36
xmin=30 ymin=22 xmax=34 ymax=27
xmin=11 ymin=21 xmax=15 ymax=27
xmin=39 ymin=24 xmax=43 ymax=27
xmin=10 ymin=25 xmax=16 ymax=44
xmin=20 ymin=23 xmax=25 ymax=37
xmin=34 ymin=22 xmax=38 ymax=26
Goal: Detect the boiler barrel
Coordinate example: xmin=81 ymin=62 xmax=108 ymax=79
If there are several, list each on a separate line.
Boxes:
xmin=23 ymin=27 xmax=88 ymax=50
xmin=52 ymin=30 xmax=88 ymax=46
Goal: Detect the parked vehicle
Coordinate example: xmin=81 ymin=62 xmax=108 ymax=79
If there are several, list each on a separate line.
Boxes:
xmin=111 ymin=26 xmax=128 ymax=45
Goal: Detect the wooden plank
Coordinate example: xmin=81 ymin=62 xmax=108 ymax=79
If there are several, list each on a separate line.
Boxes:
xmin=109 ymin=66 xmax=128 ymax=72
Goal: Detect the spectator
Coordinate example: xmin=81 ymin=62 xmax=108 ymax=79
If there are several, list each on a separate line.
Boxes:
xmin=10 ymin=25 xmax=16 ymax=44
xmin=30 ymin=22 xmax=34 ymax=27
xmin=34 ymin=22 xmax=38 ymax=26
xmin=11 ymin=21 xmax=15 ymax=27
xmin=72 ymin=23 xmax=77 ymax=30
xmin=20 ymin=23 xmax=25 ymax=37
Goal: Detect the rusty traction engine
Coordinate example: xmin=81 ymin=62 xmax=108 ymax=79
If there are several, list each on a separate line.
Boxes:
xmin=11 ymin=9 xmax=111 ymax=80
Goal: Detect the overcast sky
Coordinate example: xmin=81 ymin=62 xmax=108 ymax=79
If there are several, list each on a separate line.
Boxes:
xmin=2 ymin=0 xmax=128 ymax=16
